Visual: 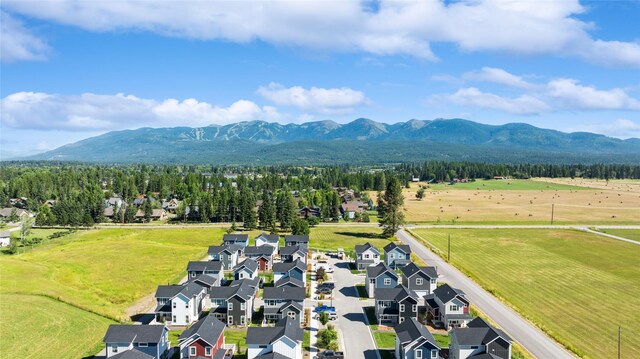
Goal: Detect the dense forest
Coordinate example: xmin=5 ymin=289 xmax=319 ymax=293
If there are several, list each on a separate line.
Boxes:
xmin=1 ymin=161 xmax=638 ymax=227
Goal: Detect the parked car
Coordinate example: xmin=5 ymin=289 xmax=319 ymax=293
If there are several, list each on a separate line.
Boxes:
xmin=313 ymin=311 xmax=337 ymax=321
xmin=318 ymin=282 xmax=335 ymax=289
xmin=315 ymin=350 xmax=345 ymax=358
xmin=316 ymin=286 xmax=333 ymax=294
xmin=313 ymin=305 xmax=336 ymax=312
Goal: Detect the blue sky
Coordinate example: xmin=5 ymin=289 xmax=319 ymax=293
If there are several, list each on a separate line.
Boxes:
xmin=1 ymin=0 xmax=639 ymax=158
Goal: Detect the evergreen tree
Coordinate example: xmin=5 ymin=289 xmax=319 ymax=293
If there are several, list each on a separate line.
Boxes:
xmin=415 ymin=187 xmax=425 ymax=200
xmin=143 ymin=197 xmax=153 ymax=223
xmin=36 ymin=204 xmax=55 ymax=226
xmin=291 ymin=218 xmax=310 ymax=235
xmin=258 ymin=190 xmax=276 ymax=230
xmin=379 ymin=177 xmax=405 ymax=237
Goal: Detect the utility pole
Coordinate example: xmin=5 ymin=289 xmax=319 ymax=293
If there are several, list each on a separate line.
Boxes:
xmin=447 ymin=234 xmax=451 ymax=262
xmin=618 ymin=326 xmax=621 ymax=359
xmin=550 ymin=203 xmax=555 ymax=225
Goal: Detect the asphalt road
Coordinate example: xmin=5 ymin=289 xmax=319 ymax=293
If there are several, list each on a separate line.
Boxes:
xmin=397 ymin=229 xmax=575 ymax=359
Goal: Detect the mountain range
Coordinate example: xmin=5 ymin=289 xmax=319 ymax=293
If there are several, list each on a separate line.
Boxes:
xmin=23 ymin=118 xmax=640 ymax=165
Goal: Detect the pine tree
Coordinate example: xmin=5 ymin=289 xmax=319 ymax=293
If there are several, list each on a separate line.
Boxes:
xmin=258 ymin=190 xmax=276 ymax=230
xmin=415 ymin=187 xmax=425 ymax=200
xmin=143 ymin=197 xmax=153 ymax=223
xmin=291 ymin=218 xmax=310 ymax=235
xmin=379 ymin=177 xmax=405 ymax=237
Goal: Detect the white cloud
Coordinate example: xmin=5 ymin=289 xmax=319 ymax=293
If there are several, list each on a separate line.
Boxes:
xmin=546 ymin=79 xmax=640 ymax=111
xmin=0 ymin=92 xmax=283 ymax=131
xmin=462 ymin=67 xmax=535 ymax=89
xmin=0 ymin=11 xmax=50 ymax=62
xmin=570 ymin=119 xmax=640 ymax=139
xmin=257 ymin=83 xmax=367 ymax=115
xmin=2 ymin=0 xmax=639 ymax=66
xmin=442 ymin=87 xmax=550 ymax=115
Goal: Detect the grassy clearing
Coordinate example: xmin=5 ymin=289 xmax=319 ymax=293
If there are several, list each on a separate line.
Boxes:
xmin=596 ymin=228 xmax=640 ymax=242
xmin=225 ymin=328 xmax=248 ymax=354
xmin=411 ymin=228 xmax=640 ymax=358
xmin=373 ymin=330 xmax=396 ymax=348
xmin=0 ymin=293 xmax=115 ymax=359
xmin=310 ymin=226 xmax=393 ymax=252
xmin=424 ymin=179 xmax=588 ymax=191
xmin=433 ymin=333 xmax=449 ymax=348
xmin=303 ymin=328 xmax=311 ymax=352
xmin=168 ymin=329 xmax=183 ymax=347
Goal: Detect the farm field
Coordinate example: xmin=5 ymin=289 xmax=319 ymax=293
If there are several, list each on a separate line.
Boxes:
xmin=372 ymin=179 xmax=640 ymax=224
xmin=410 ymin=228 xmax=640 ymax=358
xmin=309 ymin=225 xmax=393 ymax=251
xmin=596 ymin=228 xmax=640 ymax=242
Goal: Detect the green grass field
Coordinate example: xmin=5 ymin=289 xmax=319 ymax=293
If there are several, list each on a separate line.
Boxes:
xmin=373 ymin=330 xmax=396 ymax=348
xmin=410 ymin=228 xmax=640 ymax=358
xmin=310 ymin=226 xmax=393 ymax=251
xmin=424 ymin=179 xmax=589 ymax=191
xmin=596 ymin=228 xmax=640 ymax=242
xmin=0 ymin=293 xmax=115 ymax=359
xmin=225 ymin=328 xmax=248 ymax=357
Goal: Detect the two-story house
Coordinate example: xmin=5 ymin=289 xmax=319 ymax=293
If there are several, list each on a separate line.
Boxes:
xmin=365 ymin=262 xmax=399 ymax=298
xmin=223 ymin=233 xmax=249 ymax=247
xmin=449 ymin=317 xmax=512 ymax=359
xmin=209 ymin=279 xmax=258 ymax=326
xmin=255 ymin=233 xmax=280 ymax=251
xmin=233 ymin=258 xmax=259 ymax=280
xmin=425 ymin=283 xmax=472 ymax=330
xmin=244 ymin=245 xmax=276 ymax=271
xmin=103 ymin=324 xmax=170 ymax=359
xmin=279 ymin=245 xmax=307 ymax=263
xmin=400 ymin=262 xmax=438 ymax=298
xmin=246 ymin=317 xmax=303 ymax=359
xmin=155 ymin=282 xmax=207 ymax=326
xmin=273 ymin=259 xmax=306 ymax=288
xmin=394 ymin=318 xmax=441 ymax=359
xmin=263 ymin=286 xmax=306 ymax=324
xmin=355 ymin=242 xmax=381 ymax=270
xmin=208 ymin=244 xmax=243 ymax=269
xmin=384 ymin=242 xmax=412 ymax=268
xmin=188 ymin=274 xmax=219 ymax=309
xmin=374 ymin=285 xmax=420 ymax=324
xmin=186 ymin=261 xmax=224 ymax=283
xmin=178 ymin=315 xmax=227 ymax=359
xmin=284 ymin=235 xmax=309 ymax=250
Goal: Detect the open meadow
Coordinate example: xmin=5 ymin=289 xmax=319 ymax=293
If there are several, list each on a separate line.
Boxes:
xmin=371 ymin=179 xmax=640 ymax=224
xmin=595 ymin=228 xmax=640 ymax=242
xmin=309 ymin=225 xmax=393 ymax=251
xmin=410 ymin=228 xmax=640 ymax=358
xmin=0 ymin=227 xmax=227 ymax=358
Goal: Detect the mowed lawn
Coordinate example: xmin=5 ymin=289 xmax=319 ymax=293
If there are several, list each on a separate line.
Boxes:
xmin=372 ymin=179 xmax=640 ymax=224
xmin=310 ymin=226 xmax=393 ymax=251
xmin=411 ymin=228 xmax=640 ymax=358
xmin=596 ymin=228 xmax=640 ymax=242
xmin=0 ymin=293 xmax=115 ymax=359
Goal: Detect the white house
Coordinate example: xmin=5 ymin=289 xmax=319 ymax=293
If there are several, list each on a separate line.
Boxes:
xmin=0 ymin=230 xmax=10 ymax=247
xmin=354 ymin=242 xmax=380 ymax=270
xmin=246 ymin=317 xmax=303 ymax=359
xmin=155 ymin=282 xmax=207 ymax=326
xmin=425 ymin=284 xmax=472 ymax=330
xmin=255 ymin=233 xmax=280 ymax=251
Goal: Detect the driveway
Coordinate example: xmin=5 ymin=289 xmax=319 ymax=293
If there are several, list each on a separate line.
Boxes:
xmin=397 ymin=229 xmax=575 ymax=358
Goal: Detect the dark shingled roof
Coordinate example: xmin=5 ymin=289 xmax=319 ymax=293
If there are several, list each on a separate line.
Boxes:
xmin=210 ymin=280 xmax=256 ymax=301
xmin=246 ymin=317 xmax=303 ymax=345
xmin=433 ymin=283 xmax=466 ymax=304
xmin=452 ymin=317 xmax=511 ymax=346
xmin=223 ymin=233 xmax=249 ymax=242
xmin=279 ymin=245 xmax=305 ymax=256
xmin=190 ymin=274 xmax=218 ymax=288
xmin=208 ymin=244 xmax=242 ymax=255
xmin=275 ymin=277 xmax=305 ymax=288
xmin=253 ymin=353 xmax=290 ymax=359
xmin=355 ymin=242 xmax=379 ymax=255
xmin=394 ymin=317 xmax=439 ymax=349
xmin=284 ymin=235 xmax=309 ymax=243
xmin=234 ymin=258 xmax=259 ymax=273
xmin=244 ymin=245 xmax=276 ymax=256
xmin=155 ymin=285 xmax=183 ymax=298
xmin=400 ymin=262 xmax=438 ymax=279
xmin=103 ymin=324 xmax=166 ymax=344
xmin=469 ymin=354 xmax=502 ymax=359
xmin=187 ymin=261 xmax=223 ymax=273
xmin=375 ymin=285 xmax=419 ymax=302
xmin=109 ymin=349 xmax=155 ymax=359
xmin=179 ymin=315 xmax=226 ymax=346
xmin=263 ymin=286 xmax=306 ymax=301
xmin=273 ymin=258 xmax=306 ymax=273
xmin=366 ymin=262 xmax=397 ymax=279
xmin=256 ymin=233 xmax=280 ymax=242
xmin=383 ymin=242 xmax=411 ymax=254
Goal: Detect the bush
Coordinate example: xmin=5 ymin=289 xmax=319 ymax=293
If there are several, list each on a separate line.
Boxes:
xmin=319 ymin=311 xmax=329 ymax=325
xmin=317 ymin=325 xmax=338 ymax=348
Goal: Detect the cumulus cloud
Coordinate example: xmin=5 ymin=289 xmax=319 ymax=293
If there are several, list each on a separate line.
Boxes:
xmin=0 ymin=92 xmax=283 ymax=131
xmin=2 ymin=0 xmax=639 ymax=66
xmin=546 ymin=79 xmax=640 ymax=111
xmin=462 ymin=67 xmax=535 ymax=89
xmin=0 ymin=11 xmax=50 ymax=62
xmin=570 ymin=119 xmax=640 ymax=139
xmin=442 ymin=88 xmax=550 ymax=115
xmin=257 ymin=83 xmax=367 ymax=115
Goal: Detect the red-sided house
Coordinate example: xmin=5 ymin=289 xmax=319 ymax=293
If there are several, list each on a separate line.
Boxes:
xmin=178 ymin=316 xmax=226 ymax=358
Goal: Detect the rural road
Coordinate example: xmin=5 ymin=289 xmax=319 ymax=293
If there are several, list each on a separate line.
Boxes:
xmin=397 ymin=229 xmax=575 ymax=359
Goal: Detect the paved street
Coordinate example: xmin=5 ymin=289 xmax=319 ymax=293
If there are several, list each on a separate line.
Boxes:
xmin=397 ymin=229 xmax=575 ymax=359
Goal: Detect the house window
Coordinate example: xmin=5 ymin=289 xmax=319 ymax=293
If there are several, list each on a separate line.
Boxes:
xmin=186 ymin=315 xmax=190 ymax=322
xmin=241 ymin=302 xmax=246 ymax=310
xmin=241 ymin=316 xmax=246 ymax=325
xmin=431 ymin=349 xmax=438 ymax=358
xmin=412 ymin=304 xmax=417 ymax=312
xmin=470 ymin=346 xmax=479 ymax=349
xmin=369 ymin=279 xmax=375 ymax=284
xmin=185 ymin=302 xmax=189 ymax=308
xmin=384 ymin=278 xmax=391 ymax=285
xmin=450 ymin=304 xmax=458 ymax=311
xmin=191 ymin=272 xmax=196 ymax=277
xmin=288 ymin=311 xmax=296 ymax=318
xmin=172 ymin=302 xmax=177 ymax=309
xmin=399 ymin=317 xmax=405 ymax=323
xmin=112 ymin=345 xmax=118 ymax=353
xmin=416 ymin=349 xmax=423 ymax=359
xmin=416 ymin=278 xmax=424 ymax=285
xmin=138 ymin=343 xmax=148 ymax=347
xmin=189 ymin=346 xmax=197 ymax=356
xmin=373 ymin=254 xmax=378 ymax=258
xmin=239 ymin=273 xmax=244 ymax=279
xmin=205 ymin=347 xmax=212 ymax=355
xmin=365 ymin=254 xmax=370 ymax=259
xmin=228 ymin=316 xmax=233 ymax=325
xmin=399 ymin=304 xmax=405 ymax=312
xmin=431 ymin=279 xmax=436 ymax=284
xmin=229 ymin=302 xmax=234 ymax=310
xmin=389 ymin=253 xmax=394 ymax=259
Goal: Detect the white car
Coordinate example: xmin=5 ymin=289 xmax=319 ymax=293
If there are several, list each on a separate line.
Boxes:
xmin=317 ymin=265 xmax=334 ymax=273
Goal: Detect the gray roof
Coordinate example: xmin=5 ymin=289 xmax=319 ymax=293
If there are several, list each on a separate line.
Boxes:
xmin=279 ymin=245 xmax=305 ymax=256
xmin=433 ymin=283 xmax=467 ymax=304
xmin=223 ymin=233 xmax=249 ymax=243
xmin=384 ymin=242 xmax=411 ymax=254
xmin=275 ymin=277 xmax=305 ymax=288
xmin=234 ymin=258 xmax=259 ymax=273
xmin=246 ymin=317 xmax=303 ymax=345
xmin=284 ymin=235 xmax=309 ymax=243
xmin=273 ymin=259 xmax=305 ymax=273
xmin=0 ymin=230 xmax=10 ymax=237
xmin=179 ymin=315 xmax=226 ymax=346
xmin=103 ymin=324 xmax=166 ymax=344
xmin=208 ymin=244 xmax=242 ymax=255
xmin=469 ymin=354 xmax=502 ymax=359
xmin=375 ymin=285 xmax=419 ymax=302
xmin=253 ymin=353 xmax=290 ymax=359
xmin=155 ymin=285 xmax=183 ymax=298
xmin=366 ymin=262 xmax=397 ymax=279
xmin=394 ymin=317 xmax=439 ymax=348
xmin=210 ymin=280 xmax=256 ymax=301
xmin=263 ymin=286 xmax=305 ymax=301
xmin=244 ymin=245 xmax=276 ymax=256
xmin=400 ymin=262 xmax=438 ymax=279
xmin=179 ymin=281 xmax=207 ymax=298
xmin=452 ymin=317 xmax=511 ymax=346
xmin=355 ymin=242 xmax=379 ymax=255
xmin=187 ymin=261 xmax=223 ymax=273
xmin=109 ymin=349 xmax=155 ymax=359
xmin=256 ymin=233 xmax=280 ymax=242
xmin=264 ymin=301 xmax=303 ymax=315
xmin=190 ymin=274 xmax=218 ymax=288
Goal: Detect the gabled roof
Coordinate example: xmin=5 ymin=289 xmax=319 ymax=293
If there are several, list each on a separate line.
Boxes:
xmin=400 ymin=262 xmax=438 ymax=279
xmin=187 ymin=261 xmax=223 ymax=273
xmin=189 ymin=274 xmax=218 ymax=288
xmin=275 ymin=276 xmax=305 ymax=288
xmin=462 ymin=317 xmax=511 ymax=343
xmin=375 ymin=285 xmax=419 ymax=302
xmin=366 ymin=262 xmax=397 ymax=279
xmin=179 ymin=281 xmax=207 ymax=298
xmin=253 ymin=353 xmax=290 ymax=359
xmin=279 ymin=245 xmax=305 ymax=256
xmin=263 ymin=286 xmax=306 ymax=301
xmin=273 ymin=259 xmax=306 ymax=273
xmin=244 ymin=245 xmax=276 ymax=256
xmin=246 ymin=317 xmax=303 ymax=345
xmin=208 ymin=244 xmax=242 ymax=255
xmin=383 ymin=242 xmax=411 ymax=254
xmin=256 ymin=233 xmax=280 ymax=242
xmin=284 ymin=235 xmax=309 ymax=243
xmin=355 ymin=242 xmax=380 ymax=255
xmin=394 ymin=317 xmax=439 ymax=349
xmin=234 ymin=258 xmax=259 ymax=273
xmin=223 ymin=233 xmax=249 ymax=243
xmin=103 ymin=324 xmax=166 ymax=344
xmin=210 ymin=280 xmax=256 ymax=301
xmin=179 ymin=315 xmax=226 ymax=347
xmin=109 ymin=349 xmax=155 ymax=359
xmin=155 ymin=285 xmax=183 ymax=298
xmin=433 ymin=283 xmax=467 ymax=304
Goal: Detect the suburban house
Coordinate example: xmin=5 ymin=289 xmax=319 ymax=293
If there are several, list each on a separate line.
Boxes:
xmin=244 ymin=245 xmax=276 ymax=271
xmin=340 ymin=200 xmax=366 ymax=219
xmin=298 ymin=206 xmax=321 ymax=219
xmin=246 ymin=317 xmax=303 ymax=359
xmin=134 ymin=208 xmax=167 ymax=221
xmin=233 ymin=258 xmax=259 ymax=280
xmin=394 ymin=317 xmax=441 ymax=359
xmin=223 ymin=234 xmax=249 ymax=247
xmin=279 ymin=245 xmax=306 ymax=263
xmin=209 ymin=279 xmax=258 ymax=326
xmin=178 ymin=315 xmax=228 ymax=359
xmin=0 ymin=230 xmax=10 ymax=247
xmin=208 ymin=244 xmax=243 ymax=269
xmin=425 ymin=283 xmax=472 ymax=330
xmin=273 ymin=259 xmax=306 ymax=286
xmin=263 ymin=286 xmax=306 ymax=324
xmin=355 ymin=242 xmax=380 ymax=270
xmin=188 ymin=274 xmax=219 ymax=308
xmin=161 ymin=198 xmax=180 ymax=213
xmin=103 ymin=324 xmax=170 ymax=359
xmin=0 ymin=207 xmax=33 ymax=221
xmin=384 ymin=242 xmax=412 ymax=268
xmin=400 ymin=262 xmax=438 ymax=298
xmin=187 ymin=261 xmax=224 ymax=283
xmin=105 ymin=196 xmax=124 ymax=208
xmin=154 ymin=282 xmax=207 ymax=326
xmin=284 ymin=235 xmax=309 ymax=250
xmin=449 ymin=317 xmax=512 ymax=359
xmin=365 ymin=262 xmax=399 ymax=298
xmin=255 ymin=233 xmax=280 ymax=251
xmin=374 ymin=285 xmax=420 ymax=324
xmin=274 ymin=276 xmax=305 ymax=288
